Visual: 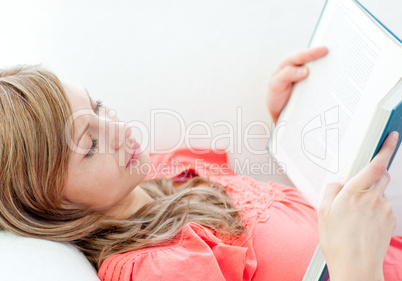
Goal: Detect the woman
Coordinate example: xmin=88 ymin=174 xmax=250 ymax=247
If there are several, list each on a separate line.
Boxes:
xmin=0 ymin=46 xmax=399 ymax=281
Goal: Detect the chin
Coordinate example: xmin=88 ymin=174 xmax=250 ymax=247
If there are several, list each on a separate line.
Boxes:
xmin=128 ymin=151 xmax=151 ymax=177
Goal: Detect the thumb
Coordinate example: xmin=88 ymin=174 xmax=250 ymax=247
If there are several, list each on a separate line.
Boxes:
xmin=319 ymin=182 xmax=344 ymax=215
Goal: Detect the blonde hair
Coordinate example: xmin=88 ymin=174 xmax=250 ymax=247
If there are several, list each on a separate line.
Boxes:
xmin=0 ymin=65 xmax=246 ymax=270
xmin=0 ymin=66 xmax=103 ymax=237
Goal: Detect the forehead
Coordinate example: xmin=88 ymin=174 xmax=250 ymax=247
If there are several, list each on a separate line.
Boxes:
xmin=61 ymin=80 xmax=92 ymax=141
xmin=61 ymin=80 xmax=90 ymax=111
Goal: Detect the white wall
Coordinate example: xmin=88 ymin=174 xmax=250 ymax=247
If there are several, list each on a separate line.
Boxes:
xmin=0 ymin=0 xmax=323 ymax=183
xmin=1 ymin=0 xmax=402 ymax=231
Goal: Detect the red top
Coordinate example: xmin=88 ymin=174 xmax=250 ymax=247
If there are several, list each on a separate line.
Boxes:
xmin=98 ymin=148 xmax=402 ymax=281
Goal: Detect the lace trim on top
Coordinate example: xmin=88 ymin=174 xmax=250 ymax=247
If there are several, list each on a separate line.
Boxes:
xmin=209 ymin=174 xmax=286 ymax=246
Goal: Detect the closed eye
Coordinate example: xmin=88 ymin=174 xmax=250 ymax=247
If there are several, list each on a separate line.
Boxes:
xmin=85 ymin=139 xmax=99 ymax=158
xmin=94 ymin=100 xmax=103 ymax=115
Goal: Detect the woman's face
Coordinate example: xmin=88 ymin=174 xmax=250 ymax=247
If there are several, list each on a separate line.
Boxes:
xmin=62 ymin=80 xmax=150 ymax=216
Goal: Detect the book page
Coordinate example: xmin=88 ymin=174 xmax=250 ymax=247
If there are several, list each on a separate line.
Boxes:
xmin=270 ymin=0 xmax=402 ymax=207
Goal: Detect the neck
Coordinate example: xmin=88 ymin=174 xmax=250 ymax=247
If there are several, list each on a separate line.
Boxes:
xmin=107 ymin=186 xmax=154 ymax=219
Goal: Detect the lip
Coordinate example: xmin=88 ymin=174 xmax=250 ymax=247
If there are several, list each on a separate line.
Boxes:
xmin=126 ymin=141 xmax=141 ymax=168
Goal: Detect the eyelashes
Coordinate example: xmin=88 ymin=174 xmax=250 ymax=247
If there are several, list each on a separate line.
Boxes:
xmin=85 ymin=100 xmax=103 ymax=158
xmin=94 ymin=100 xmax=103 ymax=115
xmin=85 ymin=139 xmax=98 ymax=158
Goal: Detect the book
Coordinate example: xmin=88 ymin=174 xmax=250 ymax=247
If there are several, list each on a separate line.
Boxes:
xmin=267 ymin=0 xmax=402 ymax=279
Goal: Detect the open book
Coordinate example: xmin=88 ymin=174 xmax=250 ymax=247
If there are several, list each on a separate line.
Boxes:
xmin=268 ymin=0 xmax=402 ymax=279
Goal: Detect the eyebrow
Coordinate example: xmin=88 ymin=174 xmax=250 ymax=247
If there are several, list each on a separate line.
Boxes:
xmin=77 ymin=88 xmax=92 ymax=143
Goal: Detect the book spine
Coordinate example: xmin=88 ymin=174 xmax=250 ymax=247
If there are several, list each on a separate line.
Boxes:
xmin=372 ymin=101 xmax=402 ymax=168
xmin=320 ymin=265 xmax=330 ymax=281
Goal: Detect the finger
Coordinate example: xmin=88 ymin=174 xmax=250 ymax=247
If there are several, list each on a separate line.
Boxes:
xmin=278 ymin=46 xmax=328 ymax=70
xmin=319 ymin=181 xmax=344 ymax=214
xmin=270 ymin=65 xmax=308 ymax=92
xmin=372 ymin=171 xmax=390 ymax=195
xmin=347 ymin=132 xmax=398 ymax=191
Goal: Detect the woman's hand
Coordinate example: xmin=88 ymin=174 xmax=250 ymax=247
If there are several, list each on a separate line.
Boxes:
xmin=266 ymin=46 xmax=328 ymax=123
xmin=319 ymin=132 xmax=399 ymax=281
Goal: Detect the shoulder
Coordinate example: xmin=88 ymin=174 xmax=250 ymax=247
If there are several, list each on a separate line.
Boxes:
xmin=98 ymin=223 xmax=249 ymax=281
xmin=146 ymin=147 xmax=235 ymax=179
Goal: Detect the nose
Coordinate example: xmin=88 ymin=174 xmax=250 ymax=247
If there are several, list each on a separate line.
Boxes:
xmin=109 ymin=121 xmax=132 ymax=151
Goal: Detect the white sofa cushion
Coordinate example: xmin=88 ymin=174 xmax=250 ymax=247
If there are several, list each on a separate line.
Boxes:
xmin=0 ymin=231 xmax=100 ymax=281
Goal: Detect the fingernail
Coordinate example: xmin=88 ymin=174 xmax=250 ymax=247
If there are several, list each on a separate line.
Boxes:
xmin=297 ymin=67 xmax=308 ymax=76
xmin=391 ymin=131 xmax=399 ymax=142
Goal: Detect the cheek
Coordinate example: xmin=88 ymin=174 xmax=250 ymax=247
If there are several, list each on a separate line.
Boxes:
xmin=63 ymin=159 xmax=125 ymax=210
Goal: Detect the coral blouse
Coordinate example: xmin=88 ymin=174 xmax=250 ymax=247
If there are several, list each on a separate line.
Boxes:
xmin=98 ymin=148 xmax=402 ymax=281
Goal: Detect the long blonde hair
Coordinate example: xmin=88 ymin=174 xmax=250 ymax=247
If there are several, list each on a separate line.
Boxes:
xmin=0 ymin=65 xmax=246 ymax=269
